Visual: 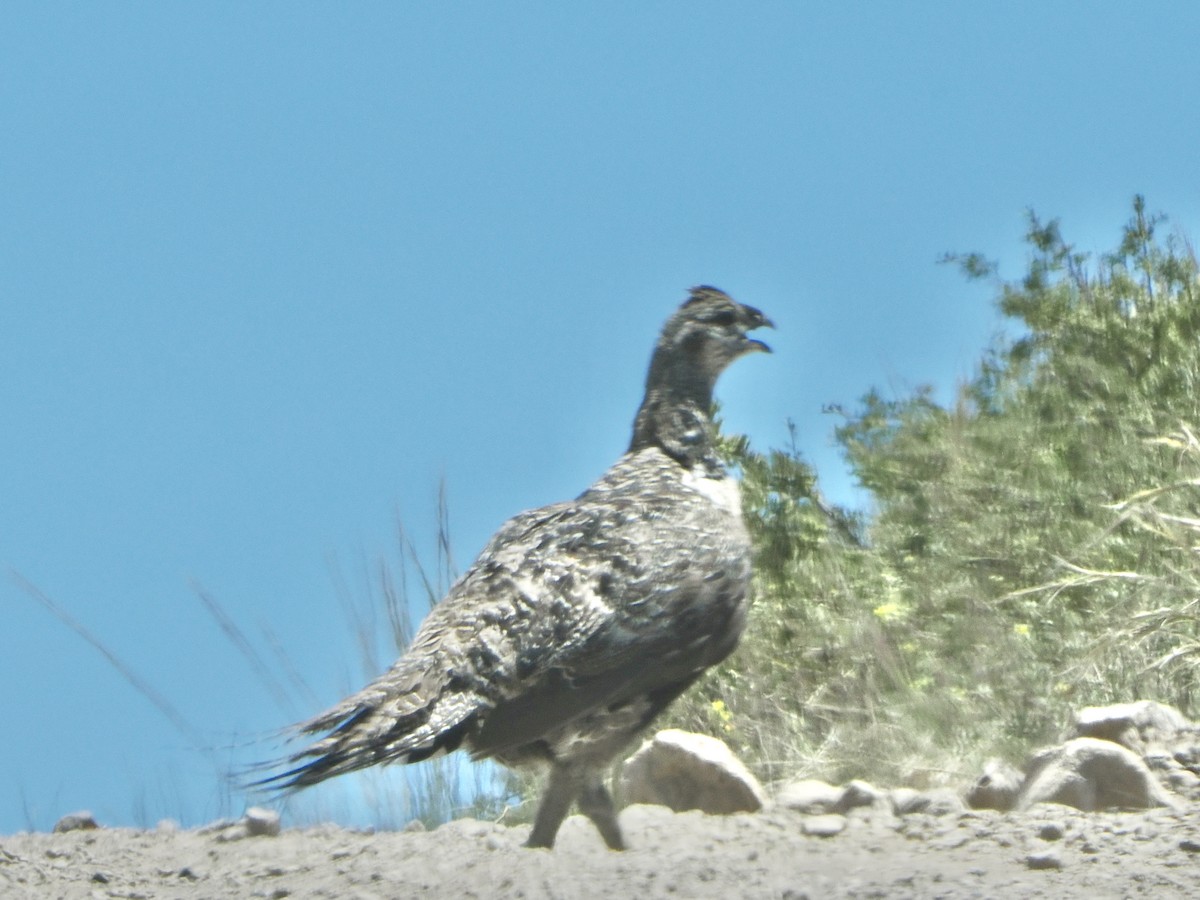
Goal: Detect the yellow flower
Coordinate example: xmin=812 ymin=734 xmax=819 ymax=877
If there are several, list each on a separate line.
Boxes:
xmin=710 ymin=699 xmax=734 ymax=732
xmin=1013 ymin=623 xmax=1031 ymax=636
xmin=873 ymin=601 xmax=903 ymax=621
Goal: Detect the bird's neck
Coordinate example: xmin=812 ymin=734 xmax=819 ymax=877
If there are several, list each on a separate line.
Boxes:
xmin=628 ymin=381 xmax=723 ymax=473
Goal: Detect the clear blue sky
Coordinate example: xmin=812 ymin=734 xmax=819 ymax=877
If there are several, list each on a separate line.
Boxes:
xmin=3 ymin=2 xmax=1199 ymax=833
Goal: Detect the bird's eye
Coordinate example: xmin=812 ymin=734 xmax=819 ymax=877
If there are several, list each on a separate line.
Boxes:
xmin=709 ymin=310 xmax=737 ymax=326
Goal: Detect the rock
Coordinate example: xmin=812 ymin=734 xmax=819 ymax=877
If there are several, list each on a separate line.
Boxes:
xmin=888 ymin=787 xmax=924 ymax=815
xmin=801 ymin=814 xmax=847 ymax=837
xmin=966 ymin=759 xmax=1024 ymax=811
xmin=1025 ymin=849 xmax=1064 ymax=870
xmin=1071 ymin=701 xmax=1200 ymax=802
xmin=1072 ymin=701 xmax=1191 ymax=753
xmin=833 ymin=779 xmax=885 ymax=813
xmin=1017 ymin=737 xmax=1180 ymax=812
xmin=53 ymin=811 xmax=98 ymax=833
xmin=1174 ymin=736 xmax=1200 ymax=772
xmin=621 ymin=729 xmax=766 ymax=814
xmin=197 ymin=817 xmax=238 ymax=834
xmin=1144 ymin=749 xmax=1200 ymax=793
xmin=210 ymin=808 xmax=282 ymax=842
xmin=776 ymin=779 xmax=843 ymax=814
xmin=1037 ymin=821 xmax=1065 ymax=841
xmin=244 ymin=807 xmax=281 ymax=837
xmin=887 ymin=786 xmax=965 ymax=816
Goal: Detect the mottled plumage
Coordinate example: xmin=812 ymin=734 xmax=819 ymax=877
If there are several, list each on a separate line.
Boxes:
xmin=265 ymin=286 xmax=773 ymax=849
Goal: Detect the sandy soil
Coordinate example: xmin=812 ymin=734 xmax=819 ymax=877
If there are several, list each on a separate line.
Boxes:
xmin=3 ymin=800 xmax=1200 ymax=899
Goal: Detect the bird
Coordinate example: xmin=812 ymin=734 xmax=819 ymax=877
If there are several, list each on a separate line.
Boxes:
xmin=261 ymin=286 xmax=773 ymax=849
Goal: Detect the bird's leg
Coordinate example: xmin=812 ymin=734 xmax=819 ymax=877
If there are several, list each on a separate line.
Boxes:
xmin=525 ymin=764 xmax=581 ymax=849
xmin=578 ymin=776 xmax=625 ymax=850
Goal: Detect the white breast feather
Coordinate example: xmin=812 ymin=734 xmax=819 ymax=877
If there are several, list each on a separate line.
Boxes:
xmin=680 ymin=468 xmax=742 ymax=515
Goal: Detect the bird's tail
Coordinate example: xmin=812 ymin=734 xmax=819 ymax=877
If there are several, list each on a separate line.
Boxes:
xmin=254 ymin=664 xmax=483 ymax=791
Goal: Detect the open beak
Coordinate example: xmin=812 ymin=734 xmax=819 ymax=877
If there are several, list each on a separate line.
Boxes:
xmin=746 ymin=314 xmax=774 ymax=353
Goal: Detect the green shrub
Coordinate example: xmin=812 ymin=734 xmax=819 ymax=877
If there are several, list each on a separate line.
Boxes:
xmin=670 ymin=197 xmax=1200 ymax=789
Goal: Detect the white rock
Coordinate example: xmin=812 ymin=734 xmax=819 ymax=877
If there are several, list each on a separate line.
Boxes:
xmin=1073 ymin=700 xmax=1191 ymax=752
xmin=1017 ymin=737 xmax=1180 ymax=812
xmin=802 ymin=814 xmax=847 ymax=837
xmin=621 ymin=729 xmax=766 ymax=814
xmin=52 ymin=811 xmax=98 ymax=833
xmin=777 ymin=778 xmax=844 ymax=813
xmin=888 ymin=787 xmax=924 ymax=815
xmin=835 ymin=779 xmax=886 ymax=812
xmin=244 ymin=806 xmax=281 ymax=837
xmin=966 ymin=758 xmax=1024 ymax=811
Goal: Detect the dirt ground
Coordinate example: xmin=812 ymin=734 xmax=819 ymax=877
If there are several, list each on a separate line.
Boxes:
xmin=3 ymin=799 xmax=1199 ymax=899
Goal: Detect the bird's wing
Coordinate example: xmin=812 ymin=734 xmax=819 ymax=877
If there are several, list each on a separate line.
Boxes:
xmin=470 ymin=558 xmax=749 ymax=757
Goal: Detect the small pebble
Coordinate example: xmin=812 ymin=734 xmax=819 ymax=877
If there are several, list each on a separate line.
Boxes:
xmin=244 ymin=807 xmax=281 ymax=838
xmin=1026 ymin=850 xmax=1064 ymax=870
xmin=53 ymin=811 xmax=98 ymax=833
xmin=802 ymin=814 xmax=847 ymax=837
xmin=1038 ymin=822 xmax=1065 ymax=841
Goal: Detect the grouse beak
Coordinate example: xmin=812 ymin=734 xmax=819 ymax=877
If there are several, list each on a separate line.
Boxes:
xmin=745 ymin=315 xmax=774 ymax=354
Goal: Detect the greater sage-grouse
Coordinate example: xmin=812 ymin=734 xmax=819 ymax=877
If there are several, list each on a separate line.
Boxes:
xmin=265 ymin=286 xmax=773 ymax=849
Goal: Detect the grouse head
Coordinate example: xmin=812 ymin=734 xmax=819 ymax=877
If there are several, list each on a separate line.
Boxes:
xmin=630 ymin=286 xmax=773 ymax=462
xmin=647 ymin=285 xmax=773 ymax=399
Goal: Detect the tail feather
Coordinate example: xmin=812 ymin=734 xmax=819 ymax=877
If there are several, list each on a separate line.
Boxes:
xmin=294 ymin=660 xmax=437 ymax=737
xmin=255 ymin=692 xmax=483 ymax=791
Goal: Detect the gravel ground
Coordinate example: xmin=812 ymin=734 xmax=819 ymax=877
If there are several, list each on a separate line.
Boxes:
xmin=4 ymin=800 xmax=1200 ymax=899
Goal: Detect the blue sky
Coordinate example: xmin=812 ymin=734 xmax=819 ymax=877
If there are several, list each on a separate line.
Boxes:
xmin=3 ymin=2 xmax=1200 ymax=832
